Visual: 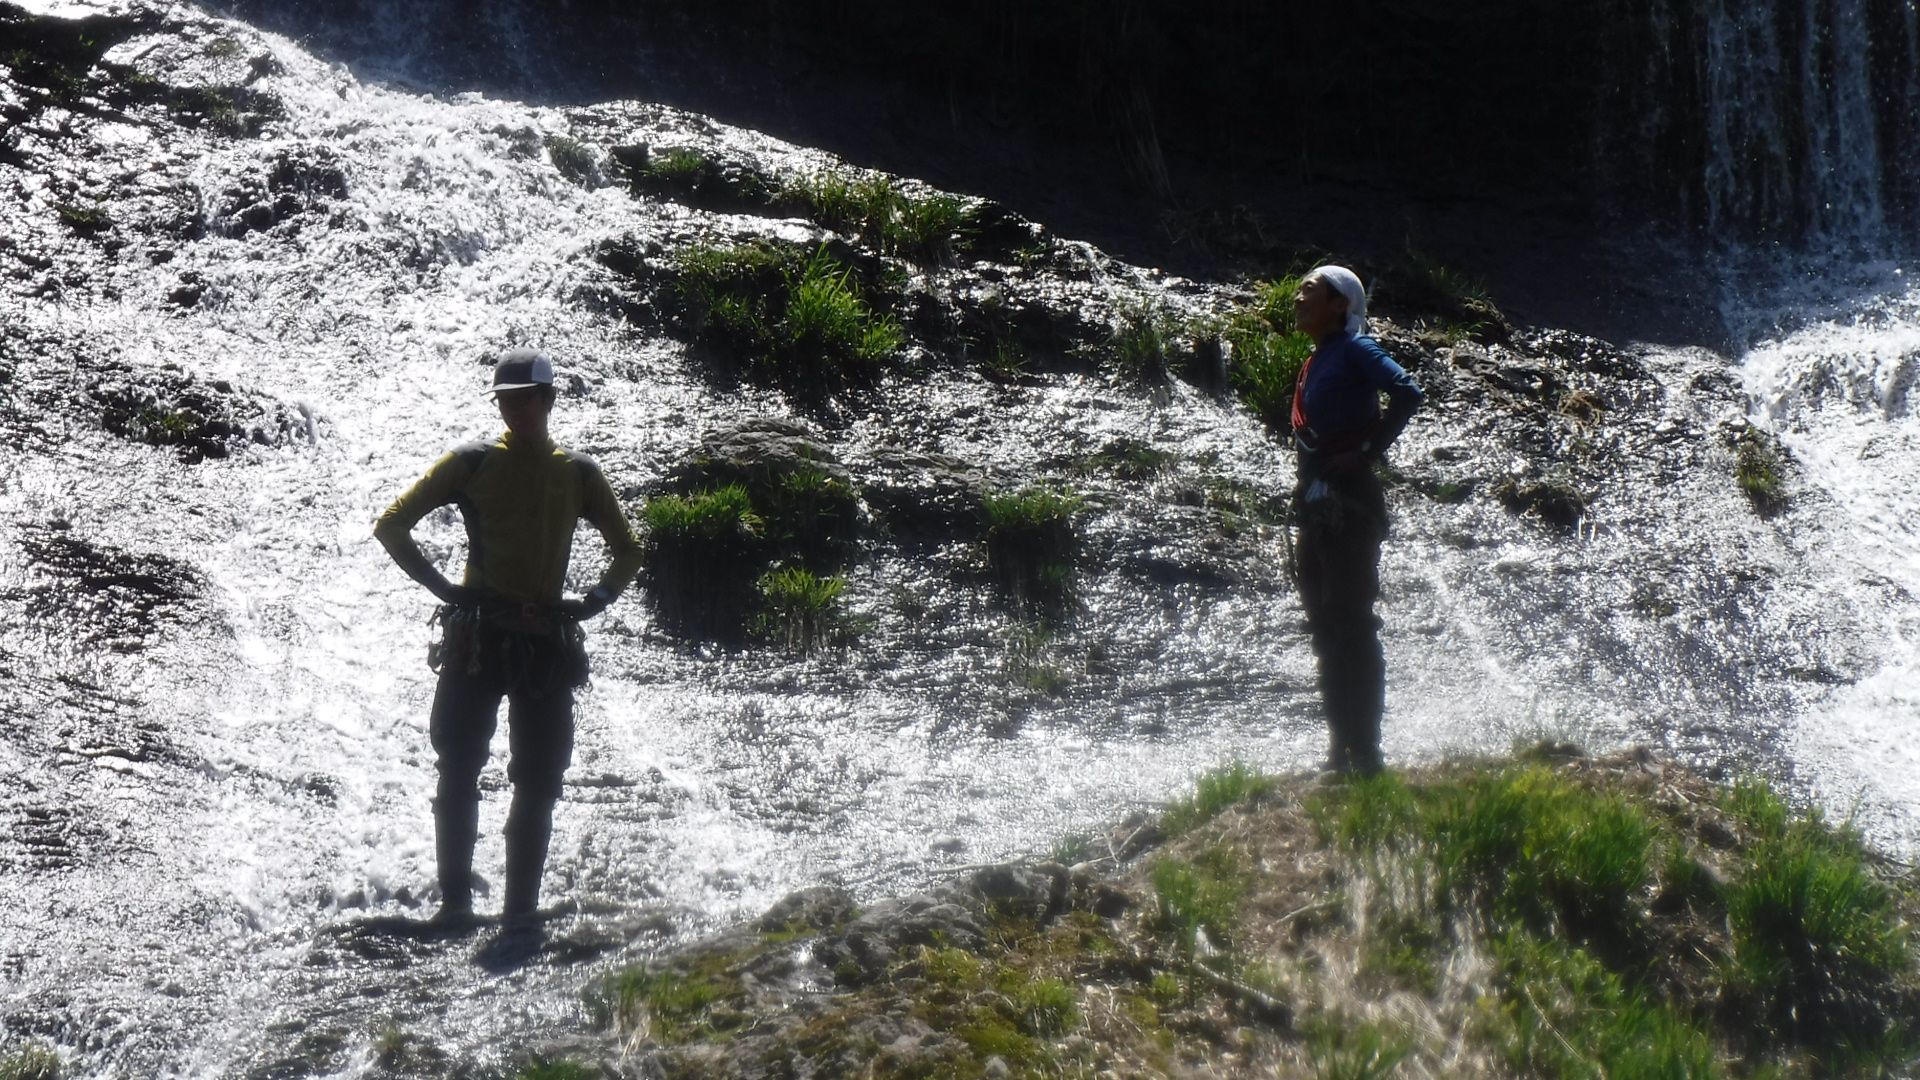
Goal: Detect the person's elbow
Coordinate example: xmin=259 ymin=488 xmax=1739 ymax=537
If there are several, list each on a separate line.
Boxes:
xmin=372 ymin=512 xmax=412 ymax=557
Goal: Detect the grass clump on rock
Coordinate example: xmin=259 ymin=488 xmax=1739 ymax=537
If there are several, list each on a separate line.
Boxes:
xmin=675 ymin=242 xmax=903 ymax=399
xmin=755 ymin=566 xmax=848 ymax=652
xmin=1162 ymin=761 xmax=1275 ymax=835
xmin=55 ymin=200 xmax=112 ymax=234
xmin=1719 ymin=778 xmax=1911 ymax=1050
xmin=0 ymin=1045 xmax=61 ymax=1080
xmin=619 ymin=146 xmax=773 ymax=210
xmin=589 ymin=951 xmax=753 ymax=1046
xmin=1494 ymin=474 xmax=1588 ymax=530
xmin=1110 ymin=300 xmax=1177 ymax=385
xmin=781 ymin=171 xmax=977 ymax=264
xmin=644 ymin=429 xmax=865 ymax=646
xmin=544 ymin=135 xmax=601 ymax=186
xmin=641 ymin=484 xmax=764 ymax=639
xmin=1226 ymin=276 xmax=1315 ymax=432
xmin=980 ymin=485 xmax=1082 ymax=612
xmin=1311 ymin=762 xmax=1918 ymax=1078
xmin=1374 ymin=244 xmax=1509 ymax=343
xmin=1735 ymin=426 xmax=1787 ymax=514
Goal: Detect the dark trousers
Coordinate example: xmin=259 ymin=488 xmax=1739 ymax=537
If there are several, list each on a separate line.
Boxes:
xmin=1294 ymin=465 xmax=1389 ymax=774
xmin=429 ymin=662 xmax=574 ymax=917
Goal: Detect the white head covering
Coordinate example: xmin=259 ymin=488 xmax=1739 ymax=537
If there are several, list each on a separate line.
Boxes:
xmin=1309 ymin=265 xmax=1368 ymax=336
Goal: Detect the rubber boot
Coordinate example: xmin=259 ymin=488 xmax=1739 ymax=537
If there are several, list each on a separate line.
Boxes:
xmin=431 ymin=792 xmax=480 ymax=924
xmin=501 ymin=794 xmax=556 ymax=922
xmin=1320 ymin=628 xmax=1386 ymax=776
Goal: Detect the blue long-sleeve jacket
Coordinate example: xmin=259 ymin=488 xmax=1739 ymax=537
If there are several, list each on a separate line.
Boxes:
xmin=1295 ymin=331 xmax=1424 ymax=456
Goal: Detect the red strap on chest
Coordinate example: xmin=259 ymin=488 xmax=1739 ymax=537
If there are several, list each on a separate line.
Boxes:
xmin=1290 ymin=348 xmax=1318 ymax=432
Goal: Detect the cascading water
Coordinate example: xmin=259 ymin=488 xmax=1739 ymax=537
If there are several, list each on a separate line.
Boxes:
xmin=0 ymin=0 xmax=1916 ymax=1077
xmin=1606 ymin=0 xmax=1920 ymax=246
xmin=1740 ymin=282 xmax=1920 ymax=849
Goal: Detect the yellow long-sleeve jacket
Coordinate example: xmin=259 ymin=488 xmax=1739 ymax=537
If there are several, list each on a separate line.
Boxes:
xmin=375 ymin=431 xmax=643 ymax=609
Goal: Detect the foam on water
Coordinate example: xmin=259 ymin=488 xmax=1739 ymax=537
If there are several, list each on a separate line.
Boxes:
xmin=1743 ymin=279 xmax=1920 ymax=849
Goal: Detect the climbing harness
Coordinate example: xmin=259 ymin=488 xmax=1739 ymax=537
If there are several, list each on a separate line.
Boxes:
xmin=428 ymin=602 xmax=590 ymax=691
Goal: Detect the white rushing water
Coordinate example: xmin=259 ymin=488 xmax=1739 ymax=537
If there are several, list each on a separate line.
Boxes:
xmin=1742 ymin=278 xmax=1920 ymax=851
xmin=0 ymin=1 xmax=1918 ymax=1077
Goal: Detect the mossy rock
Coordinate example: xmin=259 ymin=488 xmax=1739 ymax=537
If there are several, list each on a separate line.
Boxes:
xmin=859 ymin=450 xmax=990 ymax=534
xmin=1494 ymin=476 xmax=1586 ymax=529
xmin=664 ymin=419 xmax=861 ymax=565
xmin=644 ymin=420 xmax=864 ymax=640
xmin=610 ymin=144 xmax=776 ymax=212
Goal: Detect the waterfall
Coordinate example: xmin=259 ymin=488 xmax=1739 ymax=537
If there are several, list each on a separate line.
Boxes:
xmin=1607 ymin=0 xmax=1918 ymax=250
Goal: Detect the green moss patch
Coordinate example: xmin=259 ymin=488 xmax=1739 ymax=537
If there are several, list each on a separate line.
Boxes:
xmin=1735 ymin=427 xmax=1788 ymax=515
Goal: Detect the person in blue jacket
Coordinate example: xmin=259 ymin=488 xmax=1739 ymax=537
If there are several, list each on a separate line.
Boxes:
xmin=1288 ymin=266 xmax=1424 ymax=775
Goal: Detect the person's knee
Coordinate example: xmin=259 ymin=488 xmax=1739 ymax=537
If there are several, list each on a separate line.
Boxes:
xmin=510 ymin=778 xmax=565 ymax=806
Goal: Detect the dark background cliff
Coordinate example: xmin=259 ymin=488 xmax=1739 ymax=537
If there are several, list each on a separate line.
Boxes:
xmin=213 ymin=0 xmax=1920 ymax=346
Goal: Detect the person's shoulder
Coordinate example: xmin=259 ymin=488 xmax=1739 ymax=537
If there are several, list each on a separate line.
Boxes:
xmin=556 ymin=445 xmax=606 ymax=479
xmin=435 ymin=438 xmax=495 ymax=470
xmin=1350 ymin=334 xmax=1400 ymax=362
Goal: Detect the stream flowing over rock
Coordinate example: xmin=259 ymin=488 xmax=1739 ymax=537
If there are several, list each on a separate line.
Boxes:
xmin=0 ymin=1 xmax=1916 ymax=1076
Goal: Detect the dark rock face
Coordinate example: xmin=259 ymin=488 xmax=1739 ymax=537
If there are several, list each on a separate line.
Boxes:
xmin=210 ymin=0 xmax=1920 ymax=251
xmin=87 ymin=365 xmax=306 ymax=462
xmin=13 ymin=525 xmax=205 ymax=650
xmin=662 ymin=418 xmax=853 ymax=498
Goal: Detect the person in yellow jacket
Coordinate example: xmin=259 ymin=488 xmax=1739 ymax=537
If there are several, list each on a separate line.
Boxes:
xmin=376 ymin=348 xmax=643 ymax=929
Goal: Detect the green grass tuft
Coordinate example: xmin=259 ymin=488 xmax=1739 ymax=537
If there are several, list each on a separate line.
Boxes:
xmin=1078 ymin=437 xmax=1178 ymax=481
xmin=644 ymin=484 xmax=761 ymax=542
xmin=589 ymin=960 xmax=747 ymax=1045
xmin=1718 ymin=780 xmax=1910 ymax=1049
xmin=0 ymin=1045 xmax=61 ymax=1080
xmin=643 ymin=485 xmax=765 ymax=639
xmin=544 ymin=135 xmax=600 ymax=185
xmin=980 ymin=486 xmax=1081 ymax=611
xmin=624 ymin=147 xmax=772 ymax=209
xmin=1376 ymin=245 xmax=1505 ymax=341
xmin=676 ymin=242 xmax=901 ymax=397
xmin=56 ymin=201 xmax=112 ymax=233
xmin=1163 ymin=761 xmax=1276 ymax=835
xmin=1048 ymin=833 xmax=1094 ymax=866
xmin=780 ymin=171 xmax=976 ymax=263
xmin=1009 ymin=976 xmax=1080 ymax=1036
xmin=1491 ymin=934 xmax=1718 ymax=1080
xmin=1226 ymin=276 xmax=1315 ymax=432
xmin=1735 ymin=427 xmax=1787 ymax=514
xmin=1112 ymin=300 xmax=1175 ymax=385
xmin=1151 ymin=848 xmax=1244 ymax=955
xmin=1425 ymin=767 xmax=1657 ymax=935
xmin=1314 ymin=765 xmax=1920 ymax=1072
xmin=755 ymin=566 xmax=847 ymax=652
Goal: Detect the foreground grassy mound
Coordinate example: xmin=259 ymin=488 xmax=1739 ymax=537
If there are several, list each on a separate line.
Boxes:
xmin=542 ymin=751 xmax=1917 ymax=1080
